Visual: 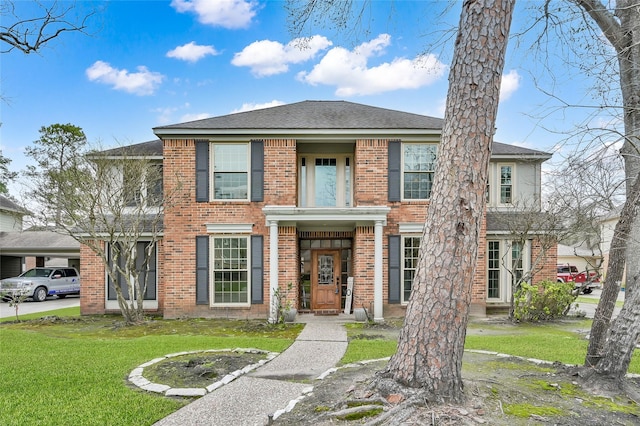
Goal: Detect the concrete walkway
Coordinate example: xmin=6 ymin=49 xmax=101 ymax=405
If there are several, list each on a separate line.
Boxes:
xmin=153 ymin=314 xmax=349 ymax=426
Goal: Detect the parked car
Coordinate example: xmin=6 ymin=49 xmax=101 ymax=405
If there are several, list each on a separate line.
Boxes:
xmin=0 ymin=267 xmax=80 ymax=302
xmin=556 ymin=264 xmax=600 ymax=294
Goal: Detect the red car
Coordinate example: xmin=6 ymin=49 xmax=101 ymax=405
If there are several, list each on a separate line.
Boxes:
xmin=557 ymin=264 xmax=600 ymax=294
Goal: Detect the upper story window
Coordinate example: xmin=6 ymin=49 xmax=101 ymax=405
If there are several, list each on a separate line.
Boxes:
xmin=499 ymin=164 xmax=513 ymax=204
xmin=213 ymin=144 xmax=249 ymax=200
xmin=403 ymin=144 xmax=438 ymax=200
xmin=299 ymin=155 xmax=352 ymax=207
xmin=123 ymin=162 xmax=163 ymax=208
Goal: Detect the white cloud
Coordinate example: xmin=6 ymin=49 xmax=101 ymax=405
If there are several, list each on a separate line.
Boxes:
xmin=232 ymin=36 xmax=332 ymax=77
xmin=297 ymin=34 xmax=447 ymax=96
xmin=171 ymin=0 xmax=258 ymax=29
xmin=231 ymin=100 xmax=286 ymax=113
xmin=167 ymin=41 xmax=219 ymax=63
xmin=86 ymin=61 xmax=164 ymax=96
xmin=500 ymin=69 xmax=521 ymax=101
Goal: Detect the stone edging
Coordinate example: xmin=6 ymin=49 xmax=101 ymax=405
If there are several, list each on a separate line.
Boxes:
xmin=128 ymin=348 xmax=279 ymax=397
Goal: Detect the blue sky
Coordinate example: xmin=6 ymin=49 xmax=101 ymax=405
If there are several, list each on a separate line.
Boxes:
xmin=1 ymin=1 xmax=618 ymax=197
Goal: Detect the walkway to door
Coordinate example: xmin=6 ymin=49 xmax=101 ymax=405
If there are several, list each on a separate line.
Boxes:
xmin=154 ymin=314 xmax=351 ymax=425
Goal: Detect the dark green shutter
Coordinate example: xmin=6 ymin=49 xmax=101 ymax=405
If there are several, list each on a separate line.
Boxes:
xmin=251 ymin=235 xmax=264 ymax=304
xmin=196 ymin=236 xmax=209 ymax=305
xmin=251 ymin=140 xmax=264 ymax=202
xmin=388 ymin=140 xmax=401 ymax=202
xmin=195 ymin=140 xmax=209 ymax=202
xmin=388 ymin=235 xmax=401 ymax=303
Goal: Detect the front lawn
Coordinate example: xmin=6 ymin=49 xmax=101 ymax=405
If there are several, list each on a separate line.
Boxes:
xmin=0 ymin=311 xmax=301 ymax=426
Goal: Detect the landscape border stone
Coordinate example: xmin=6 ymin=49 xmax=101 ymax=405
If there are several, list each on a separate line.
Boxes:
xmin=128 ymin=348 xmax=279 ymax=397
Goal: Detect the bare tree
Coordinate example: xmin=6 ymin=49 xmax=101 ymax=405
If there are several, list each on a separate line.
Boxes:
xmin=0 ymin=1 xmax=93 ymax=54
xmin=26 ymin=142 xmax=182 ymax=324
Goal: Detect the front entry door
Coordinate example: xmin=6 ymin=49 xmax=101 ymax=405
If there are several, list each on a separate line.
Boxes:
xmin=311 ymin=249 xmax=340 ymax=311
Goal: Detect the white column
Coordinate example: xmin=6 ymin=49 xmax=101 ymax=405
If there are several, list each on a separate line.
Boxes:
xmin=269 ymin=220 xmax=279 ymax=323
xmin=374 ymin=219 xmax=384 ymax=322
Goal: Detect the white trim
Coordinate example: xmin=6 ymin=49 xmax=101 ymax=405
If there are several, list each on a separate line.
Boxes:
xmin=206 ymin=223 xmax=253 ymax=234
xmin=210 ymin=235 xmax=251 ymax=308
xmin=210 ymin=142 xmax=250 ymax=201
xmin=399 ymin=223 xmax=424 ymax=234
xmin=263 ymin=206 xmax=390 ymax=227
xmin=373 ymin=220 xmax=384 ymax=322
xmin=401 ymin=142 xmax=439 ymax=201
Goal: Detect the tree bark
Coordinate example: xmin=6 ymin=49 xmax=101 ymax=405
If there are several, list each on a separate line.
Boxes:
xmin=586 ymin=169 xmax=640 ymax=366
xmin=384 ymin=0 xmax=515 ymax=404
xmin=575 ymin=0 xmax=640 ymax=369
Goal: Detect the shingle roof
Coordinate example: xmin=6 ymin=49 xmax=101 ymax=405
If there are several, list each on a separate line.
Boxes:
xmin=97 ymin=139 xmax=163 ymax=157
xmin=0 ymin=195 xmax=29 ymax=215
xmin=154 ymin=100 xmax=443 ymax=131
xmin=0 ymin=231 xmax=79 ymax=257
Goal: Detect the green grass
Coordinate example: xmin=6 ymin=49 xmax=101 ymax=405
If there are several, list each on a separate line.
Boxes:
xmin=0 ymin=314 xmax=300 ymax=426
xmin=465 ymin=320 xmax=640 ymax=373
xmin=575 ymin=296 xmax=624 ymax=308
xmin=0 ymin=306 xmax=81 ymax=322
xmin=341 ymin=339 xmax=397 ymax=364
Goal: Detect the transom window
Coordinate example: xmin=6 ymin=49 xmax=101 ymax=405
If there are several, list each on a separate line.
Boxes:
xmin=299 ymin=155 xmax=352 ymax=207
xmin=403 ymin=144 xmax=438 ymax=199
xmin=212 ymin=237 xmax=249 ymax=305
xmin=212 ymin=144 xmax=248 ymax=200
xmin=402 ymin=236 xmax=421 ymax=303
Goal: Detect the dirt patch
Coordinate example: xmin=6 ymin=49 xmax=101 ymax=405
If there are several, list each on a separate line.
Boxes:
xmin=142 ymin=351 xmax=268 ymax=389
xmin=273 ymin=353 xmax=640 ymax=425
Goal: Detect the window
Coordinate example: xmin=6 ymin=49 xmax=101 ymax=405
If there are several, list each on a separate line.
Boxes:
xmin=487 ymin=239 xmax=530 ymax=302
xmin=299 ymin=155 xmax=352 ymax=207
xmin=106 ymin=241 xmax=158 ymax=308
xmin=511 ymin=241 xmax=523 ymax=285
xmin=212 ymin=237 xmax=249 ymax=305
xmin=403 ymin=144 xmax=438 ymax=199
xmin=123 ymin=162 xmax=163 ymax=207
xmin=402 ymin=236 xmax=421 ymax=303
xmin=213 ymin=144 xmax=248 ymax=200
xmin=487 ymin=241 xmax=501 ymax=299
xmin=499 ymin=165 xmax=513 ymax=204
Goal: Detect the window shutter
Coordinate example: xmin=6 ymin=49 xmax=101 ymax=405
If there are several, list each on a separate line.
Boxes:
xmin=196 ymin=236 xmax=209 ymax=305
xmin=137 ymin=242 xmax=157 ymax=300
xmin=251 ymin=235 xmax=264 ymax=304
xmin=388 ymin=140 xmax=401 ymax=202
xmin=388 ymin=235 xmax=401 ymax=303
xmin=251 ymin=140 xmax=264 ymax=202
xmin=195 ymin=140 xmax=209 ymax=202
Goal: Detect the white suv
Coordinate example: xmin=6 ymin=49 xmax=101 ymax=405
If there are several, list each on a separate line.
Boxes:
xmin=0 ymin=267 xmax=80 ymax=302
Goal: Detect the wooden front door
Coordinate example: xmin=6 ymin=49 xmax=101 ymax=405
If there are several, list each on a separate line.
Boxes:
xmin=311 ymin=249 xmax=340 ymax=311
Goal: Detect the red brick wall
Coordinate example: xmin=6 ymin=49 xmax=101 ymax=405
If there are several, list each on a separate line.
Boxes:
xmin=531 ymin=237 xmax=558 ymax=283
xmin=80 ymin=241 xmax=105 ymax=315
xmin=161 ymin=138 xmax=297 ymax=319
xmin=353 ymin=226 xmax=375 ymax=311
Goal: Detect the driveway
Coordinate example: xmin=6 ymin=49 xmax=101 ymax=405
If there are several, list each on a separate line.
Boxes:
xmin=573 ymin=288 xmax=624 ymax=319
xmin=0 ymin=295 xmax=80 ymax=319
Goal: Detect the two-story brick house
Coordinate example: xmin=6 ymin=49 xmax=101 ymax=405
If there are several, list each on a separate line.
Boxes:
xmin=80 ymin=100 xmax=555 ymax=320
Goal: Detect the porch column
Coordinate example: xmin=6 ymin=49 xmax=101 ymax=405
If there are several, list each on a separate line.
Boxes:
xmin=268 ymin=220 xmax=279 ymax=323
xmin=374 ymin=219 xmax=384 ymax=322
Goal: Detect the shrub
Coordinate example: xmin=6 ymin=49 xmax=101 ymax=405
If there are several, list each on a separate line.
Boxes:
xmin=513 ymin=280 xmax=575 ymax=322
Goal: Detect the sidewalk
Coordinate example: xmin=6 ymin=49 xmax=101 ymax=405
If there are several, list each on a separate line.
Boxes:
xmin=153 ymin=314 xmax=349 ymax=426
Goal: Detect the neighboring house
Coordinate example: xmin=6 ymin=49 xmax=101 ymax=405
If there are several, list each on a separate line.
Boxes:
xmin=80 ymin=100 xmax=555 ymax=320
xmin=599 ymin=206 xmax=623 ymax=285
xmin=0 ymin=195 xmax=27 ymax=232
xmin=0 ymin=196 xmax=80 ymax=278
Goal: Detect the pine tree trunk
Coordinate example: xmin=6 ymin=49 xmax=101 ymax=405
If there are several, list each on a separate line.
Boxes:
xmin=586 ymin=170 xmax=640 ymax=366
xmin=384 ymin=0 xmax=515 ymax=404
